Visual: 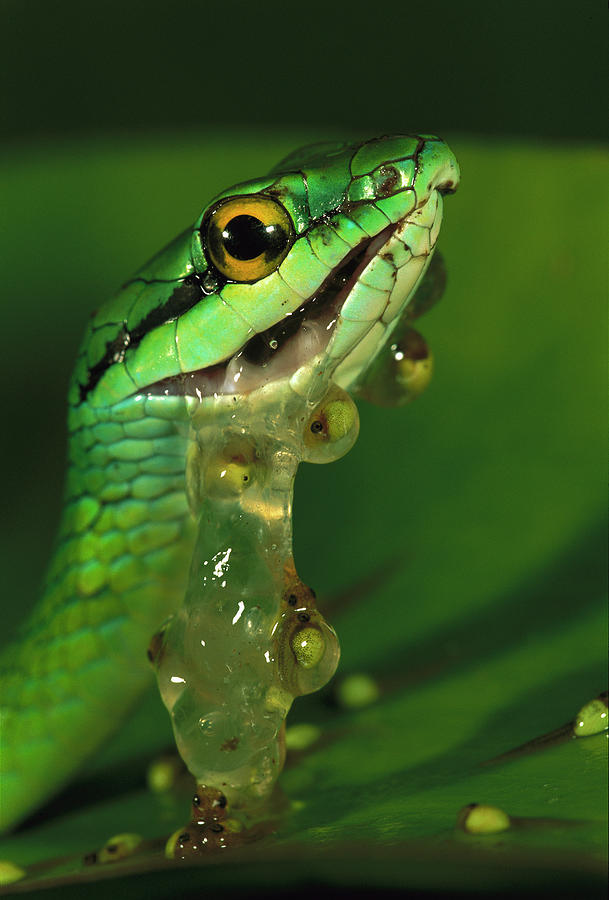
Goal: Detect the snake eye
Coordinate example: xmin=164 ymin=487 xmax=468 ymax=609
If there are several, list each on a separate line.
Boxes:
xmin=204 ymin=195 xmax=294 ymax=282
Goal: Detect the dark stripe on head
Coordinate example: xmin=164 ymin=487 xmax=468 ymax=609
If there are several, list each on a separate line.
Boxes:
xmin=79 ymin=275 xmax=204 ymax=402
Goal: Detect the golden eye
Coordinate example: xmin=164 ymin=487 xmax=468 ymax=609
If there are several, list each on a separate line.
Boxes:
xmin=204 ymin=195 xmax=294 ymax=282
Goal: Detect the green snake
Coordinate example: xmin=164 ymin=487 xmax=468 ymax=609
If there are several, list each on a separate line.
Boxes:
xmin=0 ymin=135 xmax=459 ymax=832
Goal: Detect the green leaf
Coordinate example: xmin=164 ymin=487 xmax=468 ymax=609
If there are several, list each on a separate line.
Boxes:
xmin=0 ymin=134 xmax=606 ymax=896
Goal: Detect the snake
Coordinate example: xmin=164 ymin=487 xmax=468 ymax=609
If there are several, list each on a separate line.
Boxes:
xmin=0 ymin=135 xmax=459 ymax=833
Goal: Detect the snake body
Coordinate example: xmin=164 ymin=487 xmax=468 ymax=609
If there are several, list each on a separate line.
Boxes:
xmin=0 ymin=135 xmax=459 ymax=831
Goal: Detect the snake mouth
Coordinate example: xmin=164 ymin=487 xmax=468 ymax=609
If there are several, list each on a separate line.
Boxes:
xmin=145 ymin=223 xmax=396 ymax=399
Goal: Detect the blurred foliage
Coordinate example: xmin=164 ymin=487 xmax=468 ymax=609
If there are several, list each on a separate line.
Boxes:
xmin=0 ymin=0 xmax=607 ymax=143
xmin=0 ymin=134 xmax=607 ymax=896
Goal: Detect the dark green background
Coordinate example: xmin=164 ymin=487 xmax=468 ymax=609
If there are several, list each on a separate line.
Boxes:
xmin=1 ymin=0 xmax=607 ymax=144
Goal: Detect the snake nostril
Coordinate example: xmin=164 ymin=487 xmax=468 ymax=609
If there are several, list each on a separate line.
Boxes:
xmin=437 ymin=180 xmax=456 ymax=195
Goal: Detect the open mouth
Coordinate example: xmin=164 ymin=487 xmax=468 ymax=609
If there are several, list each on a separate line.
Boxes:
xmin=145 ymin=223 xmax=397 ymax=399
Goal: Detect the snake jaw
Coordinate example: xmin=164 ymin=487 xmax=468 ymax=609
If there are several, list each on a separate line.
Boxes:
xmin=328 ymin=192 xmax=445 ymax=392
xmin=142 ymin=225 xmax=396 ymax=400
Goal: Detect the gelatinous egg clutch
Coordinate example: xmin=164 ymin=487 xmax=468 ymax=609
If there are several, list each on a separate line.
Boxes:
xmin=150 ymin=383 xmax=357 ymax=808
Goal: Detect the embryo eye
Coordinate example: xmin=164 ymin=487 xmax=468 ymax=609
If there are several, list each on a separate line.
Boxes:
xmin=204 ymin=195 xmax=294 ymax=282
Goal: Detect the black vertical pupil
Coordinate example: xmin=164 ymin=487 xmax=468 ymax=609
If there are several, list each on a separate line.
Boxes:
xmin=221 ymin=214 xmax=285 ymax=261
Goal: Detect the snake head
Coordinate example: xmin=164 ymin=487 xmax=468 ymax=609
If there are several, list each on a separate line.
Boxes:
xmin=71 ymin=135 xmax=459 ymax=413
